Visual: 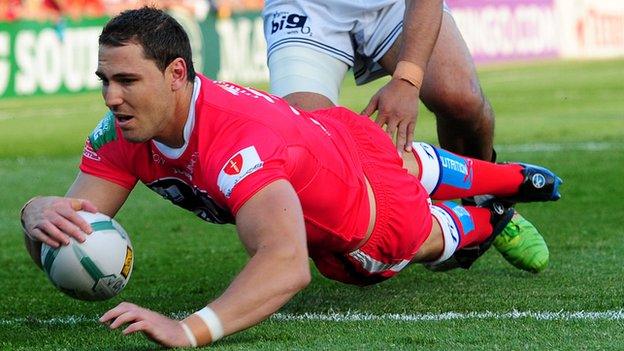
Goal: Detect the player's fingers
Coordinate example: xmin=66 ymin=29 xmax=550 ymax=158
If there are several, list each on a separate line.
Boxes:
xmin=396 ymin=122 xmax=408 ymax=154
xmin=55 ymin=217 xmax=87 ymax=243
xmin=385 ymin=118 xmax=398 ymax=139
xmin=31 ymin=227 xmax=60 ymax=248
xmin=100 ymin=302 xmax=137 ymax=323
xmin=361 ymin=95 xmax=379 ymax=117
xmin=68 ymin=198 xmax=85 ymax=211
xmin=61 ymin=208 xmax=92 ymax=238
xmin=78 ymin=199 xmax=99 ymax=213
xmin=122 ymin=320 xmax=148 ymax=335
xmin=38 ymin=222 xmax=70 ymax=246
xmin=109 ymin=310 xmax=141 ymax=329
xmin=404 ymin=122 xmax=416 ymax=152
xmin=49 ymin=210 xmax=87 ymax=242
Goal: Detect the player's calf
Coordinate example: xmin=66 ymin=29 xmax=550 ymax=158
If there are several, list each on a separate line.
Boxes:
xmin=410 ymin=142 xmax=562 ymax=203
xmin=424 ymin=199 xmax=514 ymax=271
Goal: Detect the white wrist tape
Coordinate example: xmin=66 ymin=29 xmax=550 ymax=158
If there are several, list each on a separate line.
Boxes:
xmin=180 ymin=306 xmax=224 ymax=347
xmin=180 ymin=321 xmax=197 ymax=347
xmin=195 ymin=306 xmax=224 ymax=342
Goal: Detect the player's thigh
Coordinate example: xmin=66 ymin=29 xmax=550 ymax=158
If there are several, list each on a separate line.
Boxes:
xmin=419 ymin=12 xmax=484 ymax=115
xmin=268 ymin=45 xmax=348 ymax=107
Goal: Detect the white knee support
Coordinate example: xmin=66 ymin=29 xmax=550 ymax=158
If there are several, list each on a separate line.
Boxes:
xmin=428 ymin=204 xmax=461 ymax=265
xmin=267 ymin=45 xmax=348 ymax=104
xmin=411 ymin=142 xmax=441 ymax=195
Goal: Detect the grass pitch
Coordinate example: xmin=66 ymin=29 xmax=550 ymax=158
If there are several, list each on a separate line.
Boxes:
xmin=1 ymin=59 xmax=623 ymax=350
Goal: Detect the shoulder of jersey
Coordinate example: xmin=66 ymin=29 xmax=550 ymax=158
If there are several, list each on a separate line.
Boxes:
xmin=88 ymin=111 xmax=117 ymax=151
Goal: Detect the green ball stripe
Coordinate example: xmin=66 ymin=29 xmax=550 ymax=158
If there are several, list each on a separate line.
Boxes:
xmin=43 ymin=247 xmax=59 ymax=275
xmin=72 ymin=244 xmax=104 ymax=282
xmin=90 ymin=220 xmax=115 ymax=232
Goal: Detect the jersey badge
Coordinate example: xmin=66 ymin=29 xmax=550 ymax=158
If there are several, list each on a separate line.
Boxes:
xmin=218 ymin=146 xmax=263 ymax=198
xmin=88 ymin=112 xmax=117 ymax=151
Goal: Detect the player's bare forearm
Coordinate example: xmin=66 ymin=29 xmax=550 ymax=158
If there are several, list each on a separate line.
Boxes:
xmin=209 ymin=243 xmax=310 ymax=336
xmin=398 ymin=0 xmax=443 ymax=70
xmin=209 ymin=180 xmax=311 ymax=337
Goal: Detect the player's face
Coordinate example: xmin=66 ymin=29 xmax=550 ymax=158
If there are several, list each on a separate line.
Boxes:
xmin=96 ymin=43 xmax=176 ymax=144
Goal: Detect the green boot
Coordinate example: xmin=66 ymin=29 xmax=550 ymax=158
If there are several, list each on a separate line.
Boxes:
xmin=494 ymin=212 xmax=549 ymax=273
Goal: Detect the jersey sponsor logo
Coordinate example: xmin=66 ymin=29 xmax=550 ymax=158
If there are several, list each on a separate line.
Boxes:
xmin=171 ymin=151 xmax=200 ymax=180
xmin=147 ymin=177 xmax=234 ymax=224
xmin=82 ymin=141 xmax=101 ymax=162
xmin=437 ymin=148 xmax=473 ymax=190
xmin=218 ymin=146 xmax=263 ymax=198
xmin=88 ymin=112 xmax=117 ymax=151
xmin=270 ymin=12 xmax=311 ymax=35
xmin=444 ymin=201 xmax=475 ymax=235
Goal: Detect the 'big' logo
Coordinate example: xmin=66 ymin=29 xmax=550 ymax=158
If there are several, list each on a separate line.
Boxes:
xmin=271 ymin=13 xmax=310 ymax=34
xmin=225 ymin=154 xmax=243 ymax=175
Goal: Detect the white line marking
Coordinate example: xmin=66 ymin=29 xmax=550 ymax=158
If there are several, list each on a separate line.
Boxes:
xmin=272 ymin=310 xmax=624 ymax=322
xmin=2 ymin=310 xmax=624 ymax=326
xmin=497 ymin=142 xmax=624 ymax=153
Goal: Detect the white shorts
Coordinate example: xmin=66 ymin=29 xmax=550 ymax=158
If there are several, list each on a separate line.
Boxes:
xmin=263 ymin=0 xmax=451 ymax=99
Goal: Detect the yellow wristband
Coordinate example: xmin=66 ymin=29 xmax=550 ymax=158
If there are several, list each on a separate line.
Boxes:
xmin=393 ymin=61 xmax=424 ymax=89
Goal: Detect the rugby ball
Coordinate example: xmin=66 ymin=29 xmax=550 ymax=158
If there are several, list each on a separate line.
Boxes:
xmin=40 ymin=211 xmax=134 ymax=301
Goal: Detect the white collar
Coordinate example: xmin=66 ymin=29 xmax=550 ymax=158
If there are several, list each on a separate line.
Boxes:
xmin=152 ymin=76 xmax=202 ymax=159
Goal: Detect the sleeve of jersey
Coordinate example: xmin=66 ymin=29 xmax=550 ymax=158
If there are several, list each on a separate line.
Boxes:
xmin=212 ymin=125 xmax=290 ymax=216
xmin=79 ymin=138 xmax=138 ymax=190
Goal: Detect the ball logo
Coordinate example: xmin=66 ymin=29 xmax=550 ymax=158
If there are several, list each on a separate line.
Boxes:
xmin=224 ymin=154 xmax=243 ymax=175
xmin=532 ymin=174 xmax=546 ymax=188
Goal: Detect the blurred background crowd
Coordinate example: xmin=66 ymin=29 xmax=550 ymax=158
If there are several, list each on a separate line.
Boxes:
xmin=0 ymin=0 xmax=264 ymax=21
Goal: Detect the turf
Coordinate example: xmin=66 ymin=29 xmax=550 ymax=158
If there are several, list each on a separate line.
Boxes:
xmin=1 ymin=58 xmax=623 ymax=350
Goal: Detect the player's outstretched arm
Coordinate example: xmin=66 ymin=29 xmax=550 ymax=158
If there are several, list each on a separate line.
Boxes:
xmin=21 ymin=171 xmax=131 ymax=268
xmin=211 ymin=179 xmax=311 ymax=336
xmin=100 ymin=179 xmax=310 ymax=347
xmin=362 ymin=0 xmax=443 ymax=153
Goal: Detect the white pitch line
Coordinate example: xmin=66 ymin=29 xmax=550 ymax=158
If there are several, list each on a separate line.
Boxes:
xmin=496 ymin=141 xmax=624 ymax=153
xmin=2 ymin=310 xmax=624 ymax=326
xmin=271 ymin=310 xmax=624 ymax=322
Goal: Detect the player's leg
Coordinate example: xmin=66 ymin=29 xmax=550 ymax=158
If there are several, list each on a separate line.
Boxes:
xmin=375 ymin=9 xmax=493 ymax=161
xmin=412 ymin=199 xmax=514 ymax=268
xmin=403 ymin=147 xmax=553 ymax=272
xmin=404 ymin=142 xmax=562 ymax=202
xmin=267 ymin=46 xmax=347 ymax=110
xmin=419 ymin=11 xmax=495 ymax=161
xmin=262 ymin=0 xmax=352 ymax=110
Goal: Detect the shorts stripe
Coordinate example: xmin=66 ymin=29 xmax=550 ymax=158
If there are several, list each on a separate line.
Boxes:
xmin=370 ymin=21 xmax=403 ymax=60
xmin=349 ymin=249 xmax=411 ymax=274
xmin=268 ymin=37 xmax=354 ymax=64
xmin=353 ymin=65 xmax=366 ymax=78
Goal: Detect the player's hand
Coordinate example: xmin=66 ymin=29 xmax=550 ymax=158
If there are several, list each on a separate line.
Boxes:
xmin=20 ymin=196 xmax=98 ymax=248
xmin=100 ymin=302 xmax=191 ymax=348
xmin=361 ymin=78 xmax=420 ymax=153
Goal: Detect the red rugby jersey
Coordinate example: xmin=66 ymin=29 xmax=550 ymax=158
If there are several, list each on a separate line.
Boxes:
xmin=80 ymin=74 xmax=372 ymax=254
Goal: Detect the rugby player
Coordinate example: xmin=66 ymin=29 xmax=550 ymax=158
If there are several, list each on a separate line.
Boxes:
xmin=20 ymin=8 xmax=562 ymax=347
xmin=262 ymin=0 xmax=549 ymax=266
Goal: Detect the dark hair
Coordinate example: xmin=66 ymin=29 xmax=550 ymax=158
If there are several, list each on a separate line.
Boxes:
xmin=99 ymin=7 xmax=196 ymax=81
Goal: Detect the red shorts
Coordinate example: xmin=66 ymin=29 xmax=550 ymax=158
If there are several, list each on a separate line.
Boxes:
xmin=311 ymin=109 xmax=432 ymax=286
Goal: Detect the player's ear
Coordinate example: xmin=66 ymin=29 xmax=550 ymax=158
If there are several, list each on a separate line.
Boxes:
xmin=168 ymin=57 xmax=187 ymax=91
